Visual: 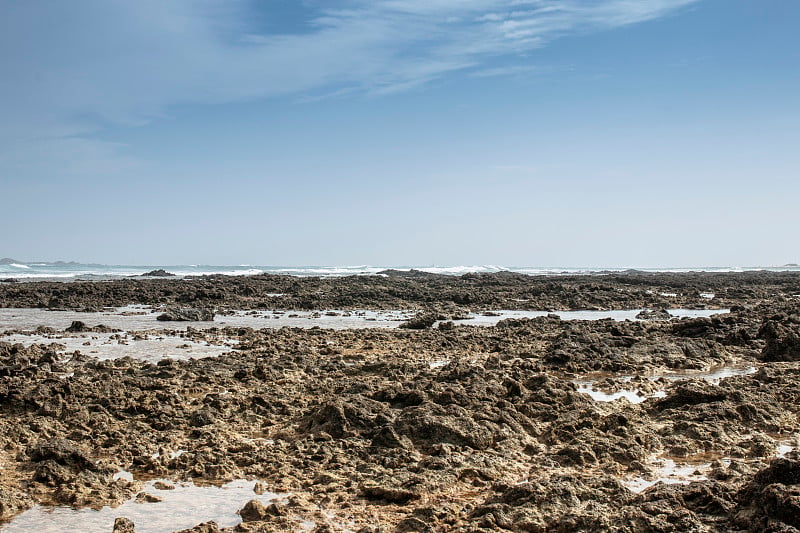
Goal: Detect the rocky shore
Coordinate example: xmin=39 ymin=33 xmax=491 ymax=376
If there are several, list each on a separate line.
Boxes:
xmin=1 ymin=270 xmax=799 ymax=312
xmin=0 ymin=271 xmax=799 ymax=532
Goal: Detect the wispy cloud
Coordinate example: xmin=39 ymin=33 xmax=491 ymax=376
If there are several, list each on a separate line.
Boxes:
xmin=0 ymin=0 xmax=700 ymax=179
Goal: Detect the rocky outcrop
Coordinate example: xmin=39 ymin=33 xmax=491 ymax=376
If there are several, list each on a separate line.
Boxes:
xmin=140 ymin=269 xmax=175 ymax=277
xmin=636 ymin=309 xmax=672 ymax=320
xmin=156 ymin=307 xmax=215 ymax=321
xmin=0 ymin=488 xmax=33 ymax=521
xmin=399 ymin=313 xmax=437 ymax=330
xmin=112 ymin=517 xmax=137 ymax=533
xmin=1 ymin=277 xmax=800 ymax=531
xmin=759 ymin=314 xmax=800 ymax=362
xmin=731 ymin=459 xmax=800 ymax=531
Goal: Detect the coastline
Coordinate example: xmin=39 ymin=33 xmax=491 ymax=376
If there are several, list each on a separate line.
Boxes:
xmin=0 ymin=271 xmax=798 ymax=532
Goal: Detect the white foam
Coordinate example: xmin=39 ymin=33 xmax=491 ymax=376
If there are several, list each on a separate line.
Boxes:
xmin=414 ymin=265 xmax=506 ymax=275
xmin=3 ymin=263 xmax=800 ymax=280
xmin=174 ymin=269 xmax=265 ymax=277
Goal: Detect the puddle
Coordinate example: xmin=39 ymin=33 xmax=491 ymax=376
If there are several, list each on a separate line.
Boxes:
xmin=776 ymin=435 xmax=798 ymax=458
xmin=0 ymin=332 xmax=238 ymax=363
xmin=0 ymin=307 xmax=417 ymax=332
xmin=461 ymin=308 xmax=729 ymax=326
xmin=624 ymin=435 xmax=798 ymax=494
xmin=1 ymin=479 xmax=280 ymax=533
xmin=573 ymin=383 xmax=666 ymax=404
xmin=624 ymin=456 xmax=715 ymax=493
xmin=574 ymin=366 xmax=757 ymax=404
xmin=0 ymin=308 xmax=729 ymax=334
xmin=429 ymin=360 xmax=451 ymax=369
xmin=655 ymin=366 xmax=757 ymax=384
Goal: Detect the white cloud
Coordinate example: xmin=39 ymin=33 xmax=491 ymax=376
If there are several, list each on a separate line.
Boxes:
xmin=0 ymin=0 xmax=700 ymax=179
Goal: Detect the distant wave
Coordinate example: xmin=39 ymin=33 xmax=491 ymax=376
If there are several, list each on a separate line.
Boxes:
xmin=167 ymin=268 xmax=265 ymax=277
xmin=412 ymin=265 xmax=506 ymax=275
xmin=9 ymin=263 xmax=30 ymax=269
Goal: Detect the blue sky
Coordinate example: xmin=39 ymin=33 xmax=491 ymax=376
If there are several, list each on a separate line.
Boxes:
xmin=1 ymin=0 xmax=798 ymax=267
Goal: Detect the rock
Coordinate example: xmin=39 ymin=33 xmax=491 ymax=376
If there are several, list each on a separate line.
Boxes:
xmin=399 ymin=313 xmax=437 ymax=330
xmin=759 ymin=318 xmax=800 ymax=362
xmin=112 ymin=517 xmax=137 ymax=533
xmin=239 ymin=499 xmax=268 ymax=522
xmin=189 ymin=409 xmax=215 ymax=427
xmin=238 ymin=499 xmax=284 ymax=522
xmin=153 ymin=481 xmax=174 ymax=490
xmin=371 ymin=426 xmax=413 ymax=449
xmin=396 ymin=517 xmax=433 ymax=532
xmin=66 ymin=321 xmax=87 ymax=332
xmin=156 ymin=307 xmax=215 ymax=322
xmin=653 ymin=383 xmax=728 ymax=410
xmin=174 ymin=522 xmax=220 ymax=533
xmin=28 ymin=438 xmax=95 ymax=470
xmin=636 ymin=309 xmax=672 ymax=320
xmin=754 ymin=458 xmax=800 ymax=485
xmin=135 ymin=492 xmax=162 ymax=503
xmin=0 ymin=488 xmax=33 ymax=520
xmin=361 ymin=485 xmax=420 ymax=504
xmin=672 ymin=317 xmax=715 ymax=337
xmin=732 ymin=459 xmax=800 ymax=530
xmin=141 ymin=269 xmax=175 ymax=277
xmin=395 ymin=407 xmax=493 ymax=450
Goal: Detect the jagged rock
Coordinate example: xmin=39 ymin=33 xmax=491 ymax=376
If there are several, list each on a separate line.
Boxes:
xmin=0 ymin=488 xmax=33 ymax=520
xmin=371 ymin=426 xmax=413 ymax=449
xmin=636 ymin=309 xmax=672 ymax=320
xmin=112 ymin=517 xmax=137 ymax=533
xmin=141 ymin=269 xmax=175 ymax=277
xmin=238 ymin=499 xmax=284 ymax=522
xmin=361 ymin=485 xmax=420 ymax=504
xmin=135 ymin=492 xmax=162 ymax=503
xmin=732 ymin=459 xmax=800 ymax=531
xmin=759 ymin=318 xmax=800 ymax=362
xmin=189 ymin=409 xmax=215 ymax=427
xmin=156 ymin=307 xmax=215 ymax=321
xmin=395 ymin=406 xmax=493 ymax=450
xmin=174 ymin=522 xmax=221 ymax=533
xmin=66 ymin=321 xmax=87 ymax=332
xmin=672 ymin=317 xmax=715 ymax=337
xmin=28 ymin=438 xmax=95 ymax=470
xmin=399 ymin=313 xmax=437 ymax=330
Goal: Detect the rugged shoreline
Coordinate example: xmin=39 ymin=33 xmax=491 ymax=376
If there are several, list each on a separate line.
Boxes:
xmin=1 ymin=272 xmax=799 ymax=532
xmin=2 ymin=270 xmax=799 ymax=312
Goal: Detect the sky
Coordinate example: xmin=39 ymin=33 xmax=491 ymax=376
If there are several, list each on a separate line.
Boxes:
xmin=1 ymin=0 xmax=798 ymax=267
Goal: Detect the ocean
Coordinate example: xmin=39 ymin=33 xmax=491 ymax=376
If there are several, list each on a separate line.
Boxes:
xmin=1 ymin=261 xmax=798 ymax=280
